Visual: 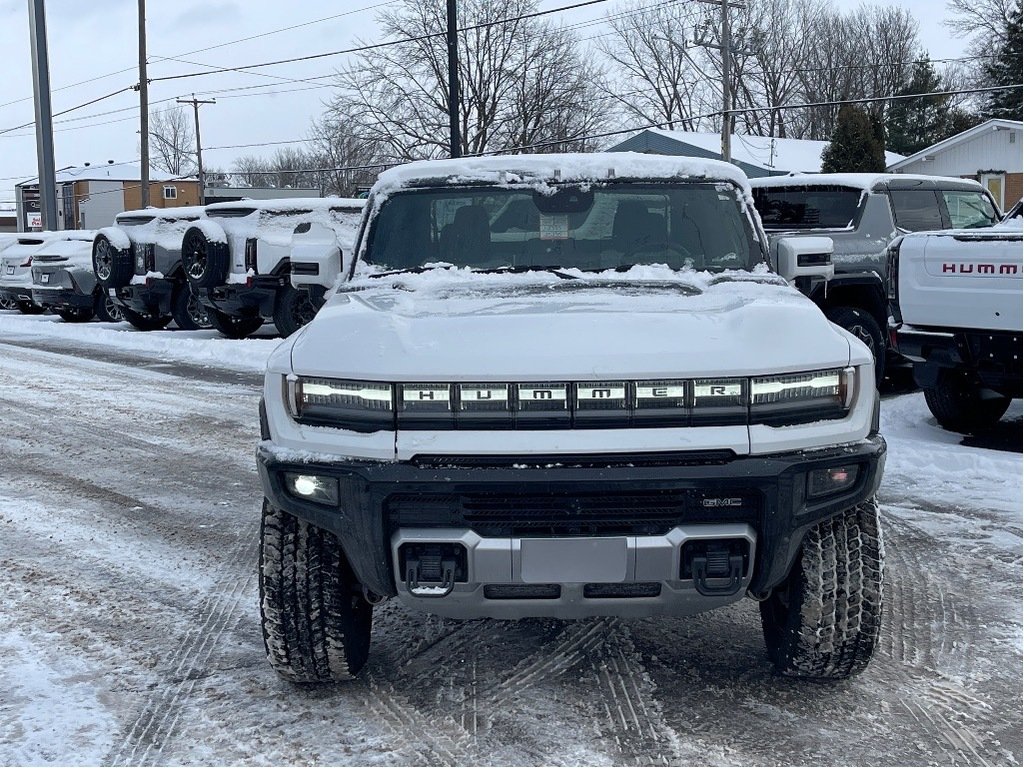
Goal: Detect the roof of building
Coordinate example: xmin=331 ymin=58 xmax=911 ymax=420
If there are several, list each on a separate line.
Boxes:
xmin=887 ymin=118 xmax=1024 ymax=171
xmin=17 ymin=162 xmax=188 ymax=186
xmin=607 ymin=129 xmax=905 ymax=175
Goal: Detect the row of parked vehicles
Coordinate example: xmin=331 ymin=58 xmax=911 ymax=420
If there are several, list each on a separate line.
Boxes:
xmin=0 ymin=197 xmax=365 ymax=337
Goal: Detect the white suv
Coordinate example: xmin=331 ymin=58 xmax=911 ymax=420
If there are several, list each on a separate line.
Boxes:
xmin=256 ymin=154 xmax=887 ymax=683
xmin=181 ymin=198 xmax=366 ymax=338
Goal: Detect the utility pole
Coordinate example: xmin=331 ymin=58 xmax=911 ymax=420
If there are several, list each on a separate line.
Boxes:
xmin=719 ymin=0 xmax=731 ymax=163
xmin=177 ymin=95 xmax=215 ymax=204
xmin=446 ymin=0 xmax=461 ymax=159
xmin=27 ymin=0 xmax=57 ymax=231
xmin=138 ymin=0 xmax=150 ymax=207
xmin=689 ymin=0 xmax=752 ymax=164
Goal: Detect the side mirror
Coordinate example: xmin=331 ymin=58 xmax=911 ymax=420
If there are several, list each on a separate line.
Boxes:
xmin=773 ymin=236 xmax=835 ymax=282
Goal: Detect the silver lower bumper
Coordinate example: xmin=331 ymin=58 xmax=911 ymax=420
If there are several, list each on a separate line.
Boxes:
xmin=392 ymin=524 xmax=757 ymax=619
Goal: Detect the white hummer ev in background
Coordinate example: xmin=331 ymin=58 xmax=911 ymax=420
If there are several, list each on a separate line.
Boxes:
xmin=288 ymin=198 xmax=365 ymax=297
xmin=257 ymin=154 xmax=886 ymax=683
xmin=93 ymin=206 xmax=211 ymax=331
xmin=180 ymin=198 xmax=365 ymax=338
xmin=889 ymin=225 xmax=1022 ymax=432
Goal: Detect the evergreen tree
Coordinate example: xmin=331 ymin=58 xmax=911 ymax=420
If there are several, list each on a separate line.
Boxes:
xmin=885 ymin=59 xmax=953 ymax=155
xmin=981 ymin=3 xmax=1023 ymax=120
xmin=821 ymin=105 xmax=887 ymax=172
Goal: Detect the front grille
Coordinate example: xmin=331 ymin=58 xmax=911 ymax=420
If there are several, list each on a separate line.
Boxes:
xmin=388 ymin=489 xmax=759 ymax=537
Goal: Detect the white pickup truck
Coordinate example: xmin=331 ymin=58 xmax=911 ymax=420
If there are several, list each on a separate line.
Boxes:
xmin=256 ymin=153 xmax=887 ymax=683
xmin=889 ymin=225 xmax=1023 ymax=432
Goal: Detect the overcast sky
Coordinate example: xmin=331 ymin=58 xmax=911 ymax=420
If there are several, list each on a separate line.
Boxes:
xmin=0 ymin=0 xmax=971 ymax=202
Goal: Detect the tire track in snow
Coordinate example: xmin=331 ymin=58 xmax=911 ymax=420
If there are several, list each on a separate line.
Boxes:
xmin=104 ymin=527 xmax=258 ymax=766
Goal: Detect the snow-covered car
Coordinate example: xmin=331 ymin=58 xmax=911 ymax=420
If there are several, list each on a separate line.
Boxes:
xmin=888 ymin=226 xmax=1022 ymax=432
xmin=31 ymin=231 xmax=124 ymax=323
xmin=0 ymin=234 xmax=53 ymax=313
xmin=93 ymin=206 xmax=210 ymax=331
xmin=180 ymin=198 xmax=360 ymax=338
xmin=288 ymin=198 xmax=365 ymax=300
xmin=751 ymin=174 xmax=1001 ymax=383
xmin=256 ymin=153 xmax=887 ymax=683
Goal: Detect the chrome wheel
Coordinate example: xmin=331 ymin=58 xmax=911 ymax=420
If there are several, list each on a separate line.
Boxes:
xmin=94 ymin=239 xmax=113 ymax=282
xmin=187 ymin=293 xmax=211 ymax=328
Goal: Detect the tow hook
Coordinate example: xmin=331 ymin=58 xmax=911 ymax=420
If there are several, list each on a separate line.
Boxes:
xmin=404 ymin=548 xmax=458 ymax=598
xmin=682 ymin=539 xmax=750 ymax=596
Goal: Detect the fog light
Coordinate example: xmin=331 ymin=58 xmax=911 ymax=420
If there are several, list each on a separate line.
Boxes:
xmin=283 ymin=472 xmax=339 ymax=506
xmin=807 ymin=465 xmax=859 ymax=499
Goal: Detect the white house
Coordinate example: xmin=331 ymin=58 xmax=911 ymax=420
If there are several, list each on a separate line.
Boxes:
xmin=887 ymin=119 xmax=1023 ymax=211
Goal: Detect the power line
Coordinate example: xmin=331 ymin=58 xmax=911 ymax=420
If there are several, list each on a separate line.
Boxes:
xmin=150 ymin=0 xmax=612 ymax=84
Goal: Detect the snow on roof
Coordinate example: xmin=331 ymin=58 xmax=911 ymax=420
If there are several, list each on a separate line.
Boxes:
xmin=638 ymin=129 xmax=905 ymax=173
xmin=19 ymin=162 xmax=181 ymax=185
xmin=888 ymin=118 xmax=1023 ymax=171
xmin=748 ymin=172 xmax=986 ymax=192
xmin=373 ymin=152 xmax=752 ymax=195
xmin=116 ymin=206 xmax=207 ymax=222
xmin=203 ymin=196 xmax=354 ymax=214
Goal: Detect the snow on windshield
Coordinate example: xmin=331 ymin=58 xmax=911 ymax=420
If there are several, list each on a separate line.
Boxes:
xmin=361 ymin=183 xmax=761 ymax=274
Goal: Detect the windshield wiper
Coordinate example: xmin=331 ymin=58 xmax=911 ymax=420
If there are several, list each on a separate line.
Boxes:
xmin=365 ymin=266 xmax=437 ymax=279
xmin=475 ymin=265 xmax=579 ymax=280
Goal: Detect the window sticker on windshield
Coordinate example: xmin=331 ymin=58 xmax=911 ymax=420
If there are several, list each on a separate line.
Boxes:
xmin=540 ymin=213 xmax=569 ymax=240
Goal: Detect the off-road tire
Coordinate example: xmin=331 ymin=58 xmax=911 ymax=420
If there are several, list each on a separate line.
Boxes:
xmin=259 ymin=500 xmax=373 ymax=682
xmin=57 ymin=307 xmax=94 ymax=323
xmin=760 ymin=498 xmax=883 ymax=680
xmin=93 ymin=291 xmax=124 ymax=323
xmin=121 ymin=305 xmax=173 ymax=331
xmin=181 ymin=227 xmax=230 ymax=289
xmin=92 ymin=234 xmax=134 ymax=289
xmin=273 ymin=285 xmax=320 ymax=337
xmin=923 ymin=368 xmax=1011 ymax=433
xmin=207 ymin=307 xmax=264 ymax=339
xmin=826 ymin=306 xmax=885 ymax=386
xmin=171 ymin=285 xmax=211 ymax=330
xmin=16 ymin=300 xmax=44 ymax=315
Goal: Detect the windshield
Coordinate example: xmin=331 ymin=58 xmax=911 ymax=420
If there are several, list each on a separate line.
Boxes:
xmin=362 ymin=182 xmax=761 ymax=273
xmin=942 ymin=190 xmax=1000 ymax=229
xmin=752 ymin=185 xmax=862 ymax=230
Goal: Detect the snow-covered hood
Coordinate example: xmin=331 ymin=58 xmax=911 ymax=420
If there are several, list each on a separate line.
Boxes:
xmin=285 ymin=267 xmax=856 ymax=380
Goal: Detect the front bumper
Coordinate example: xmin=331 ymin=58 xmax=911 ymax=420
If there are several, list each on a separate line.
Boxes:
xmin=115 ymin=278 xmax=175 ymax=316
xmin=32 ymin=286 xmax=92 ymax=311
xmin=257 ymin=435 xmax=886 ymax=617
xmin=199 ymin=275 xmax=285 ymax=319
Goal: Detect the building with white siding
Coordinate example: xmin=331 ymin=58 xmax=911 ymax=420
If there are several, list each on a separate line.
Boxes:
xmin=887 ymin=119 xmax=1023 ymax=211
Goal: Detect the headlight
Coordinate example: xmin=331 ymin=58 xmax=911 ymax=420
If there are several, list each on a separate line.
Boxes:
xmin=749 ymin=367 xmax=855 ymax=427
xmin=287 ymin=376 xmax=394 ymax=432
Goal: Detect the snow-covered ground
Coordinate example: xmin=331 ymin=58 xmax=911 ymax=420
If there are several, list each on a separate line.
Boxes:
xmin=0 ymin=310 xmax=1020 ymax=766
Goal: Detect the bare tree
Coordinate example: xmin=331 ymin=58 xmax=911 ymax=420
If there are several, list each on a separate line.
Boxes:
xmin=328 ymin=0 xmax=603 ymax=160
xmin=149 ymin=106 xmax=196 ymax=176
xmin=595 ymin=0 xmax=716 ymax=132
xmin=306 ymin=111 xmax=388 ymax=196
xmin=946 ymin=0 xmax=1018 ymax=48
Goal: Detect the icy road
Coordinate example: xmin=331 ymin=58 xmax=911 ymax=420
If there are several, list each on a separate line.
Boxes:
xmin=0 ymin=314 xmax=1021 ymax=766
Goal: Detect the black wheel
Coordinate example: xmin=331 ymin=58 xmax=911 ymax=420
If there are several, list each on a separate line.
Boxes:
xmin=760 ymin=498 xmax=883 ymax=680
xmin=826 ymin=306 xmax=885 ymax=386
xmin=92 ymin=234 xmax=134 ymax=289
xmin=259 ymin=500 xmax=373 ymax=682
xmin=93 ymin=291 xmax=124 ymax=323
xmin=56 ymin=307 xmax=94 ymax=323
xmin=207 ymin=306 xmax=265 ymax=339
xmin=923 ymin=368 xmax=1012 ymax=433
xmin=171 ymin=285 xmax=212 ymax=330
xmin=16 ymin=300 xmax=45 ymax=315
xmin=273 ymin=285 xmax=321 ymax=337
xmin=121 ymin=305 xmax=173 ymax=331
xmin=0 ymin=296 xmax=17 ymax=310
xmin=181 ymin=227 xmax=230 ymax=289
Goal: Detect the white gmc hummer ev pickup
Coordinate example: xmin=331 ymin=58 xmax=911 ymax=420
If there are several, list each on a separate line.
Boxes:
xmin=257 ymin=154 xmax=887 ymax=683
